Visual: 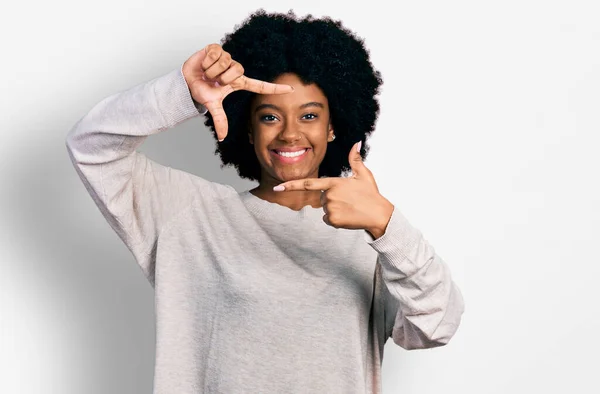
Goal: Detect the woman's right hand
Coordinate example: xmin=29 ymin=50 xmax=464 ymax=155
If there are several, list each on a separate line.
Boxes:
xmin=182 ymin=43 xmax=294 ymax=141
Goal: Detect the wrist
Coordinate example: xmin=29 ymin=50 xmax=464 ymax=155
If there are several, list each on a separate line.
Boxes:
xmin=367 ymin=198 xmax=394 ymax=240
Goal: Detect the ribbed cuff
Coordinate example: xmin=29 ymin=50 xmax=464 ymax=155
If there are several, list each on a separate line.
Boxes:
xmin=152 ymin=64 xmax=208 ymax=128
xmin=364 ymin=206 xmax=425 ymax=278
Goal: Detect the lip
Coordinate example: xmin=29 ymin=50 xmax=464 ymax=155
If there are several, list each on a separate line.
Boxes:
xmin=270 ymin=148 xmax=311 ymax=164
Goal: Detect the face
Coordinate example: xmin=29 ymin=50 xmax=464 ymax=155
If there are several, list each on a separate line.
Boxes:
xmin=248 ymin=73 xmax=335 ymax=186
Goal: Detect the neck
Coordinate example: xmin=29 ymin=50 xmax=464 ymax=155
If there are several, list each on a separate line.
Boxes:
xmin=250 ymin=184 xmax=322 ymax=211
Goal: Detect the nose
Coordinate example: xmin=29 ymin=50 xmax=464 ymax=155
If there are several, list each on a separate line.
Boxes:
xmin=278 ymin=121 xmax=302 ymax=143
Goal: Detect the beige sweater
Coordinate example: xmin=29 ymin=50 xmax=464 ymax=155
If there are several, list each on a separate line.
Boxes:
xmin=65 ymin=64 xmax=465 ymax=393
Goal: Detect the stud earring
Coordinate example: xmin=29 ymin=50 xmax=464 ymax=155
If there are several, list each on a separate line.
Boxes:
xmin=330 ymin=134 xmax=336 ymax=142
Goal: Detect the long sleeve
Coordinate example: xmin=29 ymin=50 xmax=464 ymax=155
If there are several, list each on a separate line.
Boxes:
xmin=365 ymin=207 xmax=465 ymax=350
xmin=65 ymin=64 xmax=211 ymax=286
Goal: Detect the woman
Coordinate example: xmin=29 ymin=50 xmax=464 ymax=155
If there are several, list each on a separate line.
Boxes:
xmin=66 ymin=9 xmax=465 ymax=394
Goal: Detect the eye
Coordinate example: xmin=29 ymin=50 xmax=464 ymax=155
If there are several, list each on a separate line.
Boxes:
xmin=260 ymin=114 xmax=278 ymax=123
xmin=303 ymin=113 xmax=318 ymax=120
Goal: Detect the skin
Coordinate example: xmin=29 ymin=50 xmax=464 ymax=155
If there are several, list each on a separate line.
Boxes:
xmin=247 ymin=72 xmax=335 ymax=211
xmin=182 ymin=43 xmax=394 ymax=238
xmin=182 ymin=43 xmax=295 ymax=140
xmin=247 ymin=73 xmax=394 ymax=239
xmin=274 ymin=140 xmax=395 ymax=240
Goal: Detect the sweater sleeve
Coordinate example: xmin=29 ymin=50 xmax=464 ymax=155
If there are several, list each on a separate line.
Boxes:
xmin=365 ymin=208 xmax=465 ymax=350
xmin=65 ymin=64 xmax=212 ymax=286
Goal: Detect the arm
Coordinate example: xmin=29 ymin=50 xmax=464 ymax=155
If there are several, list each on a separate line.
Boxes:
xmin=65 ymin=64 xmax=211 ymax=285
xmin=365 ymin=207 xmax=465 ymax=350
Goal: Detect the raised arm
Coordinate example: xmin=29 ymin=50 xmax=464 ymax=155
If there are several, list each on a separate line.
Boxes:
xmin=65 ymin=64 xmax=210 ymax=285
xmin=66 ymin=44 xmax=295 ymax=286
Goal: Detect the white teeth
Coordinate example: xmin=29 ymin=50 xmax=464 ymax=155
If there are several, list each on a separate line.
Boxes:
xmin=276 ymin=149 xmax=307 ymax=157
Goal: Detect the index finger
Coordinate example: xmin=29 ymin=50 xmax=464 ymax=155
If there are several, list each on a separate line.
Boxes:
xmin=274 ymin=178 xmax=335 ymax=192
xmin=233 ymin=75 xmax=294 ymax=95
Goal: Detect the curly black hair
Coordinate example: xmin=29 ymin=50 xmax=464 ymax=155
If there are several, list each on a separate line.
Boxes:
xmin=203 ymin=9 xmax=383 ymax=182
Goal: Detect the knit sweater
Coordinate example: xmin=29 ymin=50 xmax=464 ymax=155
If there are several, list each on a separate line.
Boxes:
xmin=65 ymin=64 xmax=465 ymax=394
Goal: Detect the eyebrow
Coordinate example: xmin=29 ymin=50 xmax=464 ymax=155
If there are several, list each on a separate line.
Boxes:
xmin=254 ymin=102 xmax=324 ymax=113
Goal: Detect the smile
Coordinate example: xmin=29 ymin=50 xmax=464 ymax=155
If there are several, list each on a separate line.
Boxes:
xmin=270 ymin=148 xmax=310 ymax=163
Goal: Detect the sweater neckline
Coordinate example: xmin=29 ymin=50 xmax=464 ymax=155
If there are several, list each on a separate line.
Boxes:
xmin=239 ymin=189 xmax=324 ymax=219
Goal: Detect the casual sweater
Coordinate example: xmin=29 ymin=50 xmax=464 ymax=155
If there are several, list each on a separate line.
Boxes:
xmin=65 ymin=64 xmax=465 ymax=394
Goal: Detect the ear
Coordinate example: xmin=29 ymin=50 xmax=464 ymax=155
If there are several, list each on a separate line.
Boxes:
xmin=327 ymin=124 xmax=334 ymax=141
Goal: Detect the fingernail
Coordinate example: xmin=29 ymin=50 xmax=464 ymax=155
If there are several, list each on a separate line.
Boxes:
xmin=218 ymin=138 xmax=224 ymax=142
xmin=273 ymin=185 xmax=285 ymax=191
xmin=357 ymin=141 xmax=362 ymax=153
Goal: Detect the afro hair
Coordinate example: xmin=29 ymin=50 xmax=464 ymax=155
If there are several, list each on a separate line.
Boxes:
xmin=203 ymin=9 xmax=383 ymax=182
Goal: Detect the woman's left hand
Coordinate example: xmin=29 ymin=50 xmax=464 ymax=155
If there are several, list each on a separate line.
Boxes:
xmin=274 ymin=141 xmax=394 ymax=239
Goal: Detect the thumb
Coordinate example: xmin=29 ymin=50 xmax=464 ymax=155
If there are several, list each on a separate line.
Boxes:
xmin=349 ymin=140 xmax=365 ymax=177
xmin=205 ymin=99 xmax=229 ymax=142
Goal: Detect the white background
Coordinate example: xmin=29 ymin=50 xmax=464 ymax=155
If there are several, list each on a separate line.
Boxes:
xmin=2 ymin=0 xmax=598 ymax=393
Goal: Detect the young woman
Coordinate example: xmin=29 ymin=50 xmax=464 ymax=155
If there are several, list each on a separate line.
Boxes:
xmin=66 ymin=9 xmax=465 ymax=394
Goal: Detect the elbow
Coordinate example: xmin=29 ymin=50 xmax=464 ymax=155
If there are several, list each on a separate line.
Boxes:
xmin=392 ymin=321 xmax=462 ymax=350
xmin=392 ymin=296 xmax=465 ymax=351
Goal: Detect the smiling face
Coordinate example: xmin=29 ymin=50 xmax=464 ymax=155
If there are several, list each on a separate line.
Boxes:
xmin=248 ymin=73 xmax=335 ymax=188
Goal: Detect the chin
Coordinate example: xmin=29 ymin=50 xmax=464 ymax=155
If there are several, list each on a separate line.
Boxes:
xmin=274 ymin=170 xmax=311 ymax=182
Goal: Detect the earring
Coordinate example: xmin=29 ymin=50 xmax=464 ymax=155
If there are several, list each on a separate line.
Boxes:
xmin=330 ymin=134 xmax=336 ymax=142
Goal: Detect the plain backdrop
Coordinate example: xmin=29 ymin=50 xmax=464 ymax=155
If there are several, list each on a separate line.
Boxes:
xmin=1 ymin=0 xmax=598 ymax=393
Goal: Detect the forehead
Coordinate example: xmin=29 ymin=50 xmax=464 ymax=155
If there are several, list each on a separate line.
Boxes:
xmin=250 ymin=73 xmax=328 ymax=108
